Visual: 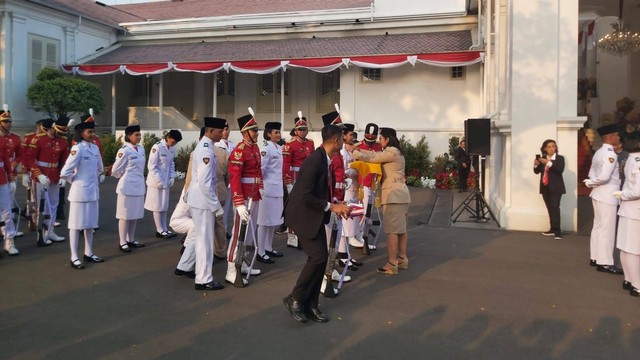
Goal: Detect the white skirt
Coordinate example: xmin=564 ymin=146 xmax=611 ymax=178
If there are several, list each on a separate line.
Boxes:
xmin=257 ymin=196 xmax=283 ymax=226
xmin=116 ymin=194 xmax=144 ymax=220
xmin=144 ymin=186 xmax=170 ymax=212
xmin=68 ymin=201 xmax=99 ymax=230
xmin=617 ymin=216 xmax=640 ymax=255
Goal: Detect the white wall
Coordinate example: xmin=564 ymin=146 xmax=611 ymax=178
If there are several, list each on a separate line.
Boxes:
xmin=374 ymin=0 xmax=467 ymax=17
xmin=1 ymin=1 xmax=117 ymax=129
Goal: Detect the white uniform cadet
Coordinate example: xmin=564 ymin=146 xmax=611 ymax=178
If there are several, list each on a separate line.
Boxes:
xmin=112 ymin=141 xmax=146 ymax=249
xmin=341 ymin=144 xmax=359 ymax=240
xmin=172 ymin=189 xmax=196 ymax=274
xmin=60 ymin=138 xmax=103 ymax=265
xmin=257 ymin=138 xmax=284 ymax=261
xmin=144 ymin=138 xmax=176 ymax=237
xmin=187 ymin=135 xmax=223 ymax=288
xmin=587 ymin=143 xmax=620 ymax=266
xmin=616 ymin=153 xmax=640 ymax=293
xmin=215 ymin=137 xmax=235 ymax=232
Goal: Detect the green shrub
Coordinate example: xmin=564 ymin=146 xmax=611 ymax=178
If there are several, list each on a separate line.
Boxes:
xmin=399 ymin=135 xmax=432 ymax=178
xmin=449 ymin=136 xmax=460 ymax=157
xmin=100 ymin=133 xmax=123 ymax=169
xmin=175 ymin=141 xmax=197 ymax=173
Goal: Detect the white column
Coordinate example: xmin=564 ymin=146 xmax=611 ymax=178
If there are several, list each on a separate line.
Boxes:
xmin=212 ymin=72 xmax=218 ymax=117
xmin=158 ymin=73 xmax=164 ymax=129
xmin=499 ymin=0 xmax=584 ymax=232
xmin=280 ymin=69 xmax=285 ymax=127
xmin=0 ymin=11 xmax=13 ymax=105
xmin=111 ymin=73 xmax=116 ymax=133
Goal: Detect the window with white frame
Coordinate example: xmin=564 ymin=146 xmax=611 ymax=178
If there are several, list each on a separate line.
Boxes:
xmin=451 ymin=66 xmax=465 ymax=80
xmin=257 ymin=72 xmax=291 ymax=112
xmin=361 ymin=68 xmax=382 ymax=82
xmin=28 ymin=34 xmax=60 ymax=84
xmin=316 ymin=70 xmax=340 ymax=113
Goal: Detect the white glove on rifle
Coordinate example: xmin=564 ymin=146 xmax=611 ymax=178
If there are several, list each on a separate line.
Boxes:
xmin=99 ymin=174 xmax=106 ymax=183
xmin=583 ymin=179 xmax=595 ymax=188
xmin=58 ymin=179 xmax=66 ymax=188
xmin=237 ymin=205 xmax=250 ymax=223
xmin=37 ymin=174 xmax=50 ymax=187
xmin=215 ymin=208 xmax=224 ymax=218
xmin=613 ymin=191 xmax=623 ymax=199
xmin=286 ymin=184 xmax=293 ymax=194
xmin=157 ymin=182 xmax=166 ymax=189
xmin=169 ymin=178 xmax=175 ymax=187
xmin=9 ymin=181 xmax=16 ymax=193
xmin=22 ymin=174 xmax=30 ymax=189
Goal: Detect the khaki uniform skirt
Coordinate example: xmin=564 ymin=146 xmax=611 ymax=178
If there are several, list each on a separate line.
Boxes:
xmin=382 ymin=203 xmax=409 ymax=234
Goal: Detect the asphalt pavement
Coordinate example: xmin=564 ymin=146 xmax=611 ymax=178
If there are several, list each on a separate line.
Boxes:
xmin=1 ymin=180 xmax=639 ymax=360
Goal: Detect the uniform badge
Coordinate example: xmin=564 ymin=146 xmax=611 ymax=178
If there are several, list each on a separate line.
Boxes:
xmin=70 ymin=150 xmax=77 ymax=156
xmin=261 ymin=151 xmax=266 ymax=156
xmin=118 ymin=153 xmax=123 ymax=158
xmin=203 ymin=157 xmax=210 ymax=164
xmin=204 ymin=143 xmax=209 ymax=147
xmin=609 ymin=157 xmax=615 ymax=163
xmin=152 ymin=148 xmax=156 ymax=153
xmin=234 ymin=152 xmax=242 ymax=160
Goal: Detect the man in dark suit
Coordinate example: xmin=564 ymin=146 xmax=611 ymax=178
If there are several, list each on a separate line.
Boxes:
xmin=283 ymin=124 xmax=350 ymax=324
xmin=533 ymin=139 xmax=566 ymax=240
xmin=453 ymin=139 xmax=471 ymax=192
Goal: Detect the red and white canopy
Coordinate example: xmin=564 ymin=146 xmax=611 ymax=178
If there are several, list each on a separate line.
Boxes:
xmin=63 ymin=31 xmax=484 ymax=76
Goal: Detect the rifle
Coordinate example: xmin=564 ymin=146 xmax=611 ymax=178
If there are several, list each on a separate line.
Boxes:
xmin=323 ymin=213 xmax=339 ymax=298
xmin=233 ymin=198 xmax=253 ymax=288
xmin=35 ymin=189 xmax=50 ymax=247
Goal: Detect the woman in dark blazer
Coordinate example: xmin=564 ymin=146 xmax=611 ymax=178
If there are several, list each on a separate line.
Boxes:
xmin=533 ymin=139 xmax=566 ymax=239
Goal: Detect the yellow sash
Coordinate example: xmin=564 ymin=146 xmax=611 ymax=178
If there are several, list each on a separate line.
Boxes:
xmin=350 ymin=161 xmax=382 ymax=207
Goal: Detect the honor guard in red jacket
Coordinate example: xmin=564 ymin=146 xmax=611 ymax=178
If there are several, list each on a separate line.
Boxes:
xmin=226 ymin=108 xmax=263 ymax=286
xmin=282 ymin=111 xmax=314 ymax=248
xmin=350 ymin=122 xmax=382 ymax=248
xmin=26 ymin=116 xmax=71 ymax=246
xmin=22 ymin=119 xmax=47 ymax=230
xmin=0 ymin=105 xmax=19 ymax=255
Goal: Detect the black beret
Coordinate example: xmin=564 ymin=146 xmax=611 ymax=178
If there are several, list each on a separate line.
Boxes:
xmin=380 ymin=127 xmax=397 ymax=138
xmin=204 ymin=117 xmax=228 ymax=129
xmin=125 ymin=124 xmax=141 ymax=134
xmin=265 ymin=121 xmax=282 ymax=131
xmin=168 ymin=129 xmax=183 ymax=142
xmin=343 ymin=123 xmax=355 ymax=133
xmin=597 ymin=124 xmax=619 ymax=137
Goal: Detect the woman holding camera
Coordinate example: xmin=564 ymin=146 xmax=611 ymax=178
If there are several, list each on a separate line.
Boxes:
xmin=533 ymin=139 xmax=566 ymax=240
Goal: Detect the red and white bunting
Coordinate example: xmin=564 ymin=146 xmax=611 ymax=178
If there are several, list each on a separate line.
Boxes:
xmin=62 ymin=52 xmax=484 ymax=76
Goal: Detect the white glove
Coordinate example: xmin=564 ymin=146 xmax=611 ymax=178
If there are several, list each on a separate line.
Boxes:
xmin=58 ymin=179 xmax=66 ymax=187
xmin=345 ymin=178 xmax=353 ymax=190
xmin=286 ymin=184 xmax=293 ymax=194
xmin=99 ymin=174 xmax=106 ymax=183
xmin=237 ymin=205 xmax=250 ymax=223
xmin=9 ymin=181 xmax=16 ymax=193
xmin=157 ymin=182 xmax=166 ymax=189
xmin=37 ymin=174 xmax=50 ymax=187
xmin=613 ymin=191 xmax=623 ymax=199
xmin=583 ymin=179 xmax=595 ymax=188
xmin=169 ymin=178 xmax=175 ymax=187
xmin=215 ymin=208 xmax=224 ymax=218
xmin=22 ymin=174 xmax=30 ymax=189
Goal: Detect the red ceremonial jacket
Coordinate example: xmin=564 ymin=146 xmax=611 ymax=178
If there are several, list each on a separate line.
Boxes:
xmin=331 ymin=152 xmax=345 ymax=201
xmin=26 ymin=133 xmax=69 ymax=183
xmin=2 ymin=132 xmax=22 ymax=178
xmin=0 ymin=137 xmax=14 ymax=184
xmin=228 ymin=139 xmax=263 ymax=206
xmin=282 ymin=137 xmax=314 ymax=185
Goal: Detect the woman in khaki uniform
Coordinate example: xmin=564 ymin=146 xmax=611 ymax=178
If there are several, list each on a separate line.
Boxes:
xmin=350 ymin=127 xmax=411 ymax=274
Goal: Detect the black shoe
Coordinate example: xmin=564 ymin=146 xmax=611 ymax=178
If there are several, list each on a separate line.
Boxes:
xmin=339 ymin=259 xmax=358 ymax=271
xmin=306 ymin=306 xmax=330 ymax=323
xmin=83 ymin=254 xmax=104 ymax=263
xmin=119 ymin=244 xmax=131 ymax=253
xmin=156 ymin=231 xmax=172 ymax=239
xmin=70 ymin=259 xmax=85 ymax=270
xmin=265 ymin=250 xmax=283 ymax=257
xmin=257 ymin=254 xmax=275 ymax=264
xmin=631 ymin=287 xmax=640 ymax=297
xmin=167 ymin=230 xmax=178 ymax=238
xmin=590 ymin=259 xmax=597 ymax=267
xmin=175 ymin=268 xmax=196 ymax=279
xmin=127 ymin=241 xmax=145 ymax=248
xmin=597 ymin=265 xmax=624 ymax=275
xmin=195 ymin=281 xmax=224 ymax=291
xmin=283 ymin=295 xmax=308 ymax=323
xmin=554 ymin=234 xmax=563 ymax=240
xmin=623 ymin=280 xmax=633 ymax=290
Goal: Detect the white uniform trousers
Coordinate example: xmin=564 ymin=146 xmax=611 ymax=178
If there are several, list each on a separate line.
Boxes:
xmin=35 ymin=182 xmax=60 ymax=227
xmin=0 ymin=184 xmax=16 ymax=238
xmin=590 ymin=199 xmax=617 ymax=265
xmin=191 ymin=208 xmax=215 ymax=284
xmin=171 ymin=216 xmax=196 ymax=272
xmin=341 ymin=186 xmax=359 ymax=237
xmin=227 ymin=200 xmax=259 ymax=263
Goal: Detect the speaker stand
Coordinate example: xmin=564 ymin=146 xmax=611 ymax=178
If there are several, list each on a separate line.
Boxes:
xmin=451 ymin=156 xmax=500 ymax=227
